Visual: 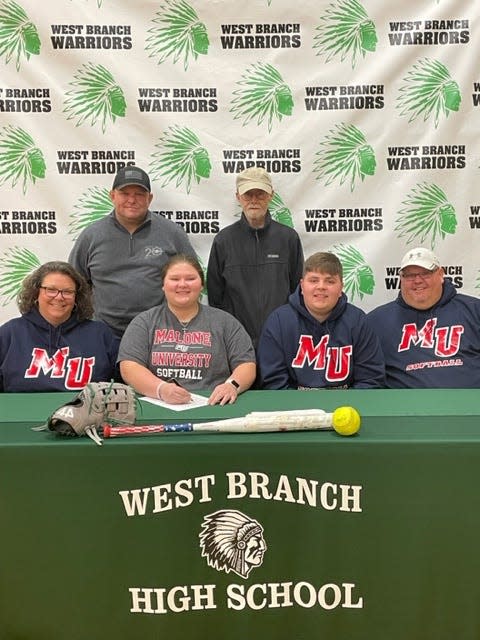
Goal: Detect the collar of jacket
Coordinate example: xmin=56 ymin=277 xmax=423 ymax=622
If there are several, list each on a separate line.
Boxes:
xmin=239 ymin=210 xmax=272 ymax=234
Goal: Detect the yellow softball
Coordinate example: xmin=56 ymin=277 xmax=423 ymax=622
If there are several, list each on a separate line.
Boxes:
xmin=332 ymin=406 xmax=361 ymax=436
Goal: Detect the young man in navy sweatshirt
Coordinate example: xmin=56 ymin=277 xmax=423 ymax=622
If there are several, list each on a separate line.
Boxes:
xmin=258 ymin=252 xmax=385 ymax=390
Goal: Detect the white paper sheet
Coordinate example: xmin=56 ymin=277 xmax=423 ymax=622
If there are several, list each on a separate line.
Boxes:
xmin=140 ymin=393 xmax=209 ymax=411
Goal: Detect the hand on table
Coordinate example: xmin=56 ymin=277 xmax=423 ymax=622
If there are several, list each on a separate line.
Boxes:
xmin=208 ymin=382 xmax=238 ymax=406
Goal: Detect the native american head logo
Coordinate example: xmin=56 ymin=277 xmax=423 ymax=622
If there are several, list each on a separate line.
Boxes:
xmin=314 ymin=0 xmax=377 ymax=68
xmin=63 ymin=63 xmax=126 ymax=133
xmin=395 ymin=182 xmax=457 ymax=248
xmin=0 ymin=0 xmax=40 ymax=70
xmin=68 ymin=186 xmax=112 ymax=240
xmin=230 ymin=62 xmax=294 ymax=132
xmin=145 ymin=0 xmax=209 ymax=71
xmin=149 ymin=126 xmax=211 ymax=193
xmin=397 ymin=58 xmax=461 ymax=128
xmin=314 ymin=123 xmax=375 ymax=191
xmin=0 ymin=246 xmax=40 ymax=305
xmin=0 ymin=125 xmax=45 ymax=193
xmin=269 ymin=192 xmax=295 ymax=228
xmin=332 ymin=244 xmax=375 ymax=301
xmin=199 ymin=510 xmax=267 ymax=579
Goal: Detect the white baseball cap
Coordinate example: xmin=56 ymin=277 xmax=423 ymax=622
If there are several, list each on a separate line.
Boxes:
xmin=400 ymin=247 xmax=441 ymax=271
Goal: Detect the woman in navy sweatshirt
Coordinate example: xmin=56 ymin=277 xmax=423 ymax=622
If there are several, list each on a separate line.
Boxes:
xmin=0 ymin=261 xmax=117 ymax=392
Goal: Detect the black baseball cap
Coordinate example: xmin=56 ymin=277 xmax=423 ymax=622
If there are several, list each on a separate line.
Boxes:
xmin=112 ymin=166 xmax=151 ymax=192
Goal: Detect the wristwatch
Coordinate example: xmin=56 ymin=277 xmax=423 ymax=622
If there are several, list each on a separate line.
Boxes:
xmin=226 ymin=379 xmax=240 ymax=390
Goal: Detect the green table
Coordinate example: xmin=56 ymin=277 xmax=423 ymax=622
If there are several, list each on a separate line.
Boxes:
xmin=1 ymin=389 xmax=480 ymax=640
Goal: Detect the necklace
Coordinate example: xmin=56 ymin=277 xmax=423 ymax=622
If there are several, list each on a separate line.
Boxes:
xmin=177 ymin=313 xmax=196 ymax=332
xmin=171 ymin=304 xmax=199 ymax=332
xmin=179 ymin=319 xmax=190 ymax=332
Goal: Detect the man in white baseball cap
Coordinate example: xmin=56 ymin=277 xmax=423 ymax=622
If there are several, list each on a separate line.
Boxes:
xmin=367 ymin=247 xmax=480 ymax=388
xmin=399 ymin=247 xmax=443 ymax=310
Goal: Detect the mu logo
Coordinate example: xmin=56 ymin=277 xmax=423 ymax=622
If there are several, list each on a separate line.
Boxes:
xmin=398 ymin=318 xmax=464 ymax=357
xmin=24 ymin=347 xmax=95 ymax=389
xmin=292 ymin=335 xmax=352 ymax=382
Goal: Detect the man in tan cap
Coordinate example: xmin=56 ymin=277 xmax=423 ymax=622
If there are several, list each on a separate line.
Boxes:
xmin=367 ymin=247 xmax=480 ymax=388
xmin=207 ymin=166 xmax=304 ymax=355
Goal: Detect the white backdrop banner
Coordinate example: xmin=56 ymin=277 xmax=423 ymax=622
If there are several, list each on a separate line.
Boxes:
xmin=0 ymin=0 xmax=478 ymax=322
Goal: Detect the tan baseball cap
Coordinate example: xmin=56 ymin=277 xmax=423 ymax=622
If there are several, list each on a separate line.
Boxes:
xmin=236 ymin=167 xmax=273 ymax=195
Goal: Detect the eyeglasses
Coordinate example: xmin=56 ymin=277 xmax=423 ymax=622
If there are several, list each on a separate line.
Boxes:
xmin=39 ymin=286 xmax=76 ymax=300
xmin=400 ymin=269 xmax=438 ymax=282
xmin=239 ymin=190 xmax=271 ymax=201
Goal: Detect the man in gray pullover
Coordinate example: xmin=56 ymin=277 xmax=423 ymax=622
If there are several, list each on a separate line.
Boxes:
xmin=69 ymin=166 xmax=196 ymax=339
